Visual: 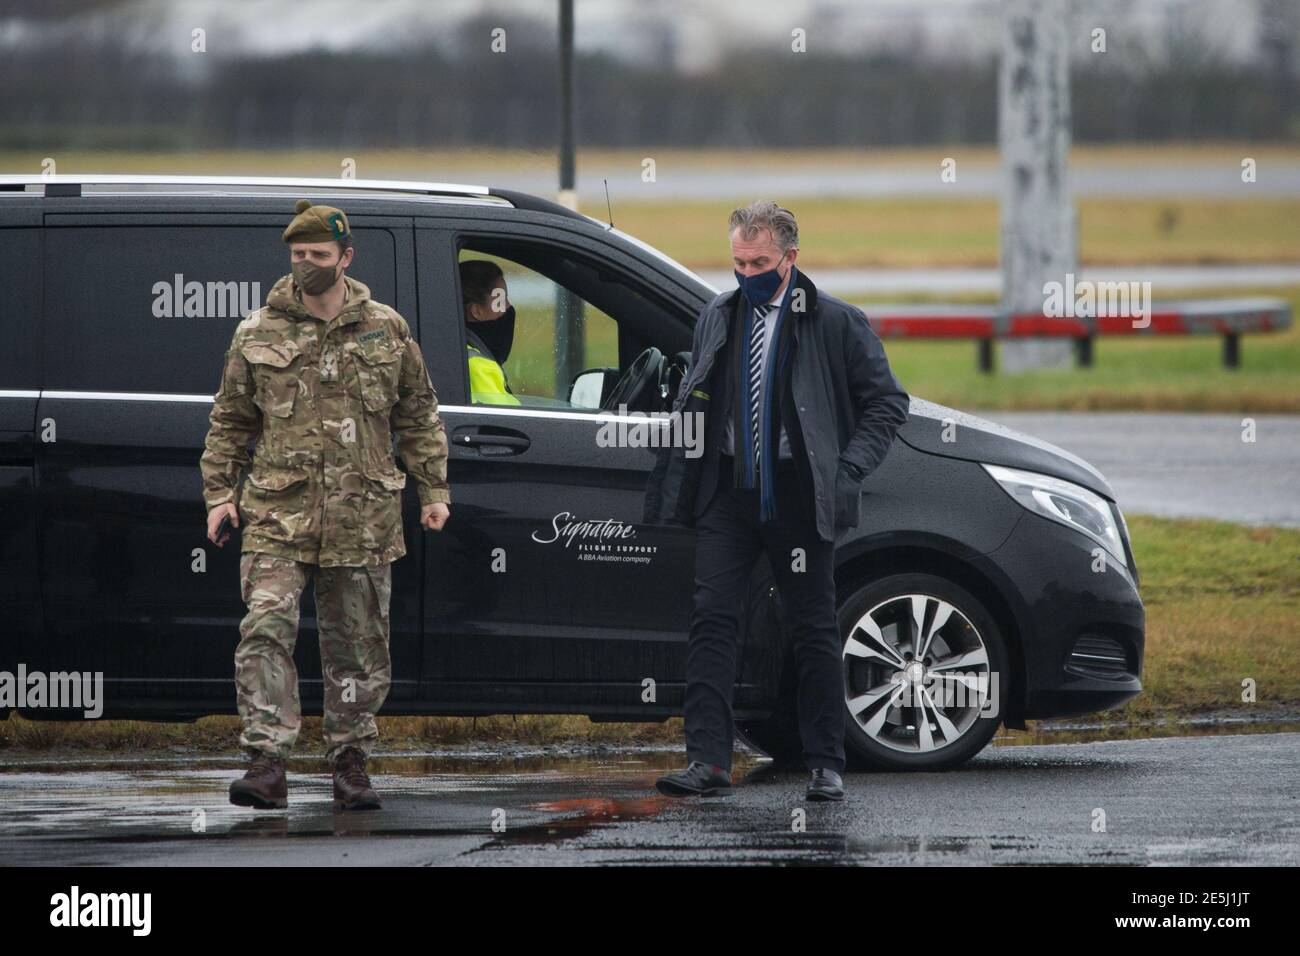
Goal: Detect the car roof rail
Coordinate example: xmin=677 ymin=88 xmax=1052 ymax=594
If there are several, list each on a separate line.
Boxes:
xmin=485 ymin=186 xmax=592 ymax=224
xmin=0 ymin=174 xmax=503 ymax=202
xmin=0 ymin=174 xmax=606 ymax=227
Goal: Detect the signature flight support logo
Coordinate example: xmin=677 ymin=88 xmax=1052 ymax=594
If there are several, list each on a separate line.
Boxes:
xmin=532 ymin=512 xmax=659 ymax=565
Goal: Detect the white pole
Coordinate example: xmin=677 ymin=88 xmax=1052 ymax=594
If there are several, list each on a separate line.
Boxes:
xmin=999 ymin=0 xmax=1077 ymax=372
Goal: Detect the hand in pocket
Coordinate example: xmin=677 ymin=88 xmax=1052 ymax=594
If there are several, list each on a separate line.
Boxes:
xmin=834 ymin=462 xmax=863 ymax=530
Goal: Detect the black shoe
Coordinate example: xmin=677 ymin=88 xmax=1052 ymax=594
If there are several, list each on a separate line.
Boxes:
xmin=805 ymin=768 xmax=844 ymax=802
xmin=655 ymin=761 xmax=733 ymax=797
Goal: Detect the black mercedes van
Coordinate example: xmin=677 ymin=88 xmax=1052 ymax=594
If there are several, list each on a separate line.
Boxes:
xmin=0 ymin=175 xmax=1144 ymax=770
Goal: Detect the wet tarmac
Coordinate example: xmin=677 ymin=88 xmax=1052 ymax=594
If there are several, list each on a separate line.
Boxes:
xmin=1 ymin=730 xmax=1295 ymax=866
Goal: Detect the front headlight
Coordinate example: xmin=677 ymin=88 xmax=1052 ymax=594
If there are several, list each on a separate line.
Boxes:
xmin=982 ymin=463 xmax=1127 ymax=568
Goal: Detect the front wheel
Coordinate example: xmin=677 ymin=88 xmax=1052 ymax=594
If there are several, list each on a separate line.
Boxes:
xmin=738 ymin=572 xmax=1009 ymax=771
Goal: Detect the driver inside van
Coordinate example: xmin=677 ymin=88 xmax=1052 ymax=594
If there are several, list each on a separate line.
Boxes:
xmin=460 ymin=259 xmax=521 ymax=406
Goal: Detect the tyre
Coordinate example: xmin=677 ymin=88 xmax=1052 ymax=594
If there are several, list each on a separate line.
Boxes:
xmin=738 ymin=572 xmax=1009 ymax=771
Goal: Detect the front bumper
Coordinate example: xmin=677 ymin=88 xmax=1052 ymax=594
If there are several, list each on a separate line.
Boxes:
xmin=975 ymin=509 xmax=1146 ymax=720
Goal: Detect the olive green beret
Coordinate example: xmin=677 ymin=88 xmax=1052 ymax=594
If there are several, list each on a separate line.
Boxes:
xmin=282 ymin=198 xmax=350 ymax=244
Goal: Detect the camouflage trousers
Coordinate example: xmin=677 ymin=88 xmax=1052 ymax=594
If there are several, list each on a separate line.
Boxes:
xmin=235 ymin=552 xmax=392 ymax=764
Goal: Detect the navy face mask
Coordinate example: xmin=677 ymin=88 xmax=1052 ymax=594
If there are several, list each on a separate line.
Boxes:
xmin=734 ymin=251 xmax=790 ymax=308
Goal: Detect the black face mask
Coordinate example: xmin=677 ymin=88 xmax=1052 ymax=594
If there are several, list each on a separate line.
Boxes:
xmin=471 ymin=304 xmax=516 ymax=364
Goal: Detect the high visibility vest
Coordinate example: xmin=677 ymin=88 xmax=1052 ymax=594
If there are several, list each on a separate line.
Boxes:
xmin=466 ymin=341 xmax=522 ymax=406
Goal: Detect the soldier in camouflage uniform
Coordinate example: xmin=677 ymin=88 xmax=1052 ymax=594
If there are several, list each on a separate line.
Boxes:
xmin=200 ymin=199 xmax=451 ymax=811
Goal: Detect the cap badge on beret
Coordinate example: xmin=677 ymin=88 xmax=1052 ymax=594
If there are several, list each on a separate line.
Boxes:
xmin=282 ymin=199 xmax=351 ymax=244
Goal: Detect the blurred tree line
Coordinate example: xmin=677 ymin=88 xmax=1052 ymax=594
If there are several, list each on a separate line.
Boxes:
xmin=1 ymin=5 xmax=1296 ymax=152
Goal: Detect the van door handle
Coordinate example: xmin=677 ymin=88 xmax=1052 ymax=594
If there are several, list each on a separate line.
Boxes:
xmin=452 ymin=426 xmax=531 ymax=456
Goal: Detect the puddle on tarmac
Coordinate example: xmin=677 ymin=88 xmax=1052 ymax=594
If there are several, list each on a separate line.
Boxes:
xmin=0 ymin=751 xmax=765 ymax=844
xmin=0 ymin=727 xmax=1294 ymax=859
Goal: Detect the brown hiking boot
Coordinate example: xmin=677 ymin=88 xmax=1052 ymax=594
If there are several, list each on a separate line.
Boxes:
xmin=229 ymin=753 xmax=288 ymax=809
xmin=333 ymin=746 xmax=381 ymax=811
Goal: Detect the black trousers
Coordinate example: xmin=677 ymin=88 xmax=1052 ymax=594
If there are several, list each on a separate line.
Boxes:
xmin=684 ymin=452 xmax=845 ymax=774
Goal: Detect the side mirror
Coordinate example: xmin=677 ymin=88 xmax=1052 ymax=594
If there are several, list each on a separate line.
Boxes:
xmin=568 ymin=367 xmax=619 ymax=409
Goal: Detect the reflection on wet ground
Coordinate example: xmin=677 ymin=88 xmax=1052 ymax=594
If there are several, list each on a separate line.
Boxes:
xmin=0 ymin=750 xmax=747 ymax=863
xmin=0 ymin=730 xmax=1297 ymax=865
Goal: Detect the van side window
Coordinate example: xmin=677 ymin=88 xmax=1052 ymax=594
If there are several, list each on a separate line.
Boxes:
xmin=42 ymin=226 xmax=398 ymax=394
xmin=454 ymin=238 xmax=678 ymax=412
xmin=0 ymin=229 xmax=40 ymax=390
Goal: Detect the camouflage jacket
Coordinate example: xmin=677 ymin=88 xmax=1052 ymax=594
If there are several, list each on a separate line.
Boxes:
xmin=199 ymin=274 xmax=451 ymax=567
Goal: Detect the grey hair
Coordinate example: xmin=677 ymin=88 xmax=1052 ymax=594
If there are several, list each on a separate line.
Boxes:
xmin=728 ymin=200 xmax=799 ymax=252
